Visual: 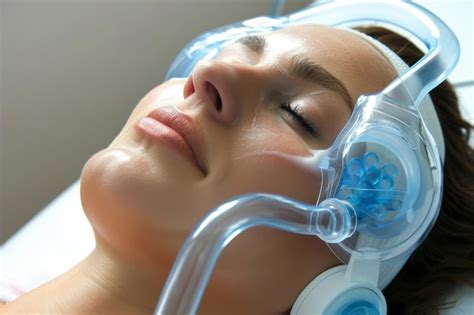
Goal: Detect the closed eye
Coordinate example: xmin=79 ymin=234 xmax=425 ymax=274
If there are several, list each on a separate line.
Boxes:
xmin=280 ymin=102 xmax=317 ymax=136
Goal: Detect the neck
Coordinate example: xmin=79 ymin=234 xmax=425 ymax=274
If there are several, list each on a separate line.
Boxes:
xmin=4 ymin=239 xmax=167 ymax=314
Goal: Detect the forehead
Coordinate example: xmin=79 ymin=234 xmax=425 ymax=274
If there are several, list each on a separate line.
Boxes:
xmin=263 ymin=24 xmax=397 ymax=100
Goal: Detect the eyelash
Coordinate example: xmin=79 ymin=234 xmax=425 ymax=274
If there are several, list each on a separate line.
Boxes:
xmin=280 ymin=102 xmax=317 ymax=136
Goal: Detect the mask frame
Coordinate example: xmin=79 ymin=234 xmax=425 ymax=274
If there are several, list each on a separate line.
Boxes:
xmin=155 ymin=1 xmax=460 ymax=314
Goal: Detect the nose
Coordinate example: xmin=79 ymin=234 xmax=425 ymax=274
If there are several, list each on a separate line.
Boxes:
xmin=183 ymin=59 xmax=266 ymax=126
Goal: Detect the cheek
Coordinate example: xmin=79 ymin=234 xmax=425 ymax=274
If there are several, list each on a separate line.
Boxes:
xmin=218 ymin=153 xmax=321 ymax=204
xmin=214 ymin=113 xmax=321 ymax=204
xmin=199 ymin=121 xmax=338 ymax=311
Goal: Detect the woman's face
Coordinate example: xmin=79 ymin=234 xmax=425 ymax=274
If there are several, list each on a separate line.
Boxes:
xmin=81 ymin=24 xmax=396 ymax=313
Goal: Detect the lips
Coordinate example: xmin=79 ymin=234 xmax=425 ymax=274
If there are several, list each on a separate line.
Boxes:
xmin=136 ymin=107 xmax=207 ymax=174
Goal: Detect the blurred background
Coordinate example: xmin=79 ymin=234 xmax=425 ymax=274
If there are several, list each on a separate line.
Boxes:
xmin=1 ymin=0 xmax=473 ymax=244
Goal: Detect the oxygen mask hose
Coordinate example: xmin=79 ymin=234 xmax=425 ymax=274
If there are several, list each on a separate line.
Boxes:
xmin=154 ymin=193 xmax=356 ymax=315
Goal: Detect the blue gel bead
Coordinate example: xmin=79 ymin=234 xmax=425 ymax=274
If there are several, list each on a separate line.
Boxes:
xmin=357 ymin=180 xmax=374 ymax=198
xmin=337 ymin=185 xmax=352 ymax=200
xmin=386 ymin=199 xmax=402 ymax=211
xmin=341 ymin=170 xmax=358 ymax=186
xmin=367 ymin=204 xmax=386 ymax=218
xmin=375 ymin=176 xmax=394 ymax=190
xmin=342 ymin=177 xmax=358 ymax=187
xmin=363 ymin=152 xmax=379 ymax=168
xmin=356 ymin=210 xmax=366 ymax=221
xmin=365 ymin=166 xmax=381 ymax=184
xmin=348 ymin=194 xmax=361 ymax=207
xmin=361 ymin=195 xmax=377 ymax=208
xmin=381 ymin=163 xmax=398 ymax=178
xmin=347 ymin=158 xmax=364 ymax=177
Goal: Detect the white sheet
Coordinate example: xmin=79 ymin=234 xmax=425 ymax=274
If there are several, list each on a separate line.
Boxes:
xmin=0 ymin=179 xmax=94 ymax=302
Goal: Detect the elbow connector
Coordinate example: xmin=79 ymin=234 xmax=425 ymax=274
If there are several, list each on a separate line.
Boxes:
xmin=310 ymin=198 xmax=357 ymax=243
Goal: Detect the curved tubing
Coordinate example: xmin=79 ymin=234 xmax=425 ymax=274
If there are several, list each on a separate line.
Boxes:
xmin=154 ymin=194 xmax=355 ymax=315
xmin=287 ymin=0 xmax=460 ymax=106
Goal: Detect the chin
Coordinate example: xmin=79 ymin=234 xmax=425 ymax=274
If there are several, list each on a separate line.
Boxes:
xmin=78 ymin=145 xmax=206 ymax=262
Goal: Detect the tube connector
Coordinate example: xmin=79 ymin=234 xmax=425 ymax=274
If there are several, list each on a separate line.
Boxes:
xmin=309 ymin=198 xmax=357 ymax=243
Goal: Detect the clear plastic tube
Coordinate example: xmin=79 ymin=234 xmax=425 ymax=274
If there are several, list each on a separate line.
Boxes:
xmin=154 ymin=194 xmax=356 ymax=315
xmin=287 ymin=0 xmax=460 ymax=107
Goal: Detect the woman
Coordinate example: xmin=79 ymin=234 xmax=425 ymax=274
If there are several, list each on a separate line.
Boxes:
xmin=2 ymin=23 xmax=473 ymax=314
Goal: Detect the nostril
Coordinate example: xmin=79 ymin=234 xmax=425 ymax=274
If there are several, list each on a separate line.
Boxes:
xmin=205 ymin=81 xmax=222 ymax=112
xmin=215 ymin=92 xmax=222 ymax=112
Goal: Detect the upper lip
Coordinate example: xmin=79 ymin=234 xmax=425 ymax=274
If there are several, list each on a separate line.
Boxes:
xmin=146 ymin=106 xmax=207 ymax=174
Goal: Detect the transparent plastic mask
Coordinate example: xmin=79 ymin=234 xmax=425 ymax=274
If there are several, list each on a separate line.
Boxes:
xmin=322 ymin=85 xmax=443 ymax=262
xmin=155 ymin=1 xmax=459 ymax=314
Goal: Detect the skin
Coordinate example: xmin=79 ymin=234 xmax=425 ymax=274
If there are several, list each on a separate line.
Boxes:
xmin=3 ymin=24 xmax=396 ymax=314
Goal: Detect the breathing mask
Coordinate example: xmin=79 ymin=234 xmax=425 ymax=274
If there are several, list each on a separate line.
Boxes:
xmin=154 ymin=1 xmax=460 ymax=314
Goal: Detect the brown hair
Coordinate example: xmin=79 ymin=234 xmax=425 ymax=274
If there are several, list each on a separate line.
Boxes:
xmin=355 ymin=26 xmax=474 ymax=314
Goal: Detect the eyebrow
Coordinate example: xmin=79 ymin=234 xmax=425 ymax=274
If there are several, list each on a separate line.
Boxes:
xmin=236 ymin=35 xmax=353 ymax=107
xmin=236 ymin=35 xmax=266 ymax=54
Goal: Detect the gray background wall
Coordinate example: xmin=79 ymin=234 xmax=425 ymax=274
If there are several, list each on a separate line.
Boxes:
xmin=1 ymin=0 xmax=473 ymax=244
xmin=0 ymin=0 xmax=310 ymax=243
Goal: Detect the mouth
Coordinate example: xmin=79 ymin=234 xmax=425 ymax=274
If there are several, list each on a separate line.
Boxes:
xmin=135 ymin=106 xmax=208 ymax=175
